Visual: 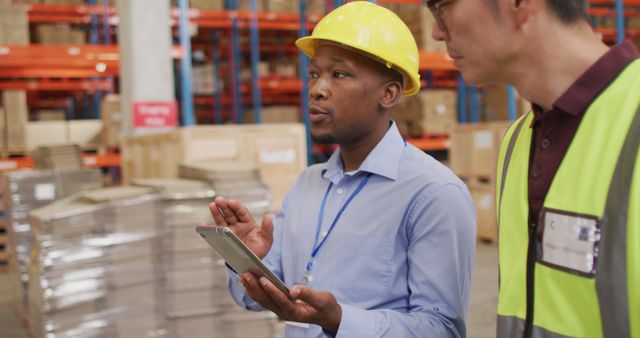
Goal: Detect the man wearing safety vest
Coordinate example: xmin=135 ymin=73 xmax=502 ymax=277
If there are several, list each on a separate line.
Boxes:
xmin=425 ymin=0 xmax=640 ymax=336
xmin=208 ymin=2 xmax=476 ymax=337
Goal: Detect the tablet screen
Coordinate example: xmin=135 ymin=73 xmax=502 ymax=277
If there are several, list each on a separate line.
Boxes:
xmin=195 ymin=225 xmax=289 ymax=295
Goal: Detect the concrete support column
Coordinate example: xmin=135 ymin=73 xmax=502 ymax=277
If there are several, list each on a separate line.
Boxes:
xmin=117 ymin=0 xmax=175 ymax=136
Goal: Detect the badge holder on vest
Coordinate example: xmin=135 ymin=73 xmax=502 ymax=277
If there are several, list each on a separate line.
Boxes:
xmin=538 ymin=208 xmax=601 ymax=277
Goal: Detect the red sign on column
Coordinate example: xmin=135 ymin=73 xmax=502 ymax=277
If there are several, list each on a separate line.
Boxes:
xmin=132 ymin=101 xmax=178 ymax=128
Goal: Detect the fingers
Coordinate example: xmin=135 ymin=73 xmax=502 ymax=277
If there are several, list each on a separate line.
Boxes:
xmin=258 ymin=277 xmax=300 ymax=315
xmin=240 ymin=273 xmax=281 ymax=314
xmin=215 ymin=197 xmax=241 ymax=225
xmin=226 ymin=199 xmax=256 ymax=224
xmin=291 ymin=285 xmax=342 ymax=333
xmin=260 ymin=214 xmax=274 ymax=243
xmin=292 ymin=285 xmax=340 ymax=317
xmin=208 ymin=198 xmax=229 ymax=227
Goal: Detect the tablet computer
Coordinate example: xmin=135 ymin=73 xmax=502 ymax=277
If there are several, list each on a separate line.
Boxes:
xmin=195 ymin=225 xmax=289 ymax=295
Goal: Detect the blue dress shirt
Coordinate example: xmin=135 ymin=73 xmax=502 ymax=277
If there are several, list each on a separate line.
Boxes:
xmin=227 ymin=122 xmax=476 ymax=338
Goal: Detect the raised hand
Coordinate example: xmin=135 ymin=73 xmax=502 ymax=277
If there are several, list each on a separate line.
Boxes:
xmin=208 ymin=196 xmax=274 ymax=259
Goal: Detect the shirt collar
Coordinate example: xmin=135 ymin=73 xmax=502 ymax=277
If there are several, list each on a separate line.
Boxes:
xmin=322 ymin=121 xmax=405 ymax=182
xmin=532 ymin=41 xmax=639 ymax=118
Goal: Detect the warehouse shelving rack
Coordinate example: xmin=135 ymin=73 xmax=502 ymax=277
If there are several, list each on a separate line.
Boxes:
xmin=1 ymin=0 xmax=634 ymax=171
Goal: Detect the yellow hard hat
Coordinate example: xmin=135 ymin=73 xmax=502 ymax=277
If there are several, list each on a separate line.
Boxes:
xmin=296 ymin=1 xmax=421 ymax=96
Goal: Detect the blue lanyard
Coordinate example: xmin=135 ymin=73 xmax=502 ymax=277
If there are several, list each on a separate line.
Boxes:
xmin=303 ymin=172 xmax=373 ymax=283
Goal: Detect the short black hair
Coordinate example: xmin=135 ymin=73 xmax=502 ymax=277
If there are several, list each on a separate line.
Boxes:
xmin=485 ymin=0 xmax=589 ymax=24
xmin=547 ymin=0 xmax=589 ymax=24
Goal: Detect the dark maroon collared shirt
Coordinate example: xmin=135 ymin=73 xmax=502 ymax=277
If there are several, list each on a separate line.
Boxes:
xmin=529 ymin=41 xmax=639 ymax=224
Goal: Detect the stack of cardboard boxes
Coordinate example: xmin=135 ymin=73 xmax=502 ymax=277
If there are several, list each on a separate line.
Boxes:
xmin=0 ymin=94 xmax=103 ymax=152
xmin=449 ymin=122 xmax=512 ymax=242
xmin=190 ymin=0 xmax=324 ymax=15
xmin=179 ymin=162 xmax=272 ymax=220
xmin=34 ymin=24 xmax=86 ymax=45
xmin=246 ymin=106 xmax=300 ymax=124
xmin=32 ymin=144 xmax=84 ymax=170
xmin=22 ymin=178 xmax=284 ymax=337
xmin=121 ymin=123 xmax=307 ymax=211
xmin=0 ymin=1 xmax=29 ymax=45
xmin=481 ymin=84 xmax=531 ymax=121
xmin=393 ymin=89 xmax=458 ymax=138
xmin=385 ymin=4 xmax=446 ymax=52
xmin=0 ymin=168 xmax=103 ymax=318
xmin=100 ymin=94 xmax=122 ymax=148
xmin=192 ymin=63 xmax=223 ymax=95
xmin=23 ymin=120 xmax=103 ymax=151
xmin=1 ymin=90 xmax=29 ymax=151
xmin=28 ymin=186 xmax=165 ymax=338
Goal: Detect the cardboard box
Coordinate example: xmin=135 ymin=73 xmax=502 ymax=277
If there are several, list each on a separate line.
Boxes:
xmin=0 ymin=5 xmax=28 ymax=26
xmin=35 ymin=24 xmax=85 ymax=45
xmin=34 ymin=110 xmax=66 ymax=121
xmin=265 ymin=0 xmax=296 ymax=13
xmin=388 ymin=4 xmax=446 ymax=52
xmin=393 ymin=90 xmax=457 ymax=137
xmin=68 ymin=120 xmax=103 ymax=147
xmin=190 ymin=0 xmax=225 ymax=10
xmin=6 ymin=128 xmax=25 ymax=150
xmin=3 ymin=90 xmax=28 ymax=127
xmin=245 ymin=105 xmax=299 ymax=123
xmin=481 ymin=84 xmax=530 ymax=121
xmin=450 ymin=121 xmax=511 ymax=180
xmin=307 ymin=0 xmax=324 ymax=16
xmin=26 ymin=121 xmax=69 ymax=150
xmin=101 ymin=94 xmax=122 ymax=147
xmin=3 ymin=25 xmax=29 ymax=44
xmin=469 ymin=181 xmax=497 ymax=243
xmin=237 ymin=0 xmax=264 ymax=11
xmin=420 ymin=90 xmax=457 ymax=135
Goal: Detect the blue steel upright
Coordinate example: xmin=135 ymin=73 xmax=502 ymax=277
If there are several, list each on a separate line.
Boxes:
xmin=88 ymin=0 xmax=101 ymax=120
xmin=615 ymin=0 xmax=625 ymax=44
xmin=178 ymin=0 xmax=196 ymax=126
xmin=299 ymin=0 xmax=312 ymax=165
xmin=507 ymin=85 xmax=517 ymax=121
xmin=249 ymin=0 xmax=263 ymax=123
xmin=212 ymin=31 xmax=224 ymax=124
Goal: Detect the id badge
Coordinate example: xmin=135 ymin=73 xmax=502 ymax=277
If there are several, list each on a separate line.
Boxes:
xmin=539 ymin=208 xmax=601 ymax=277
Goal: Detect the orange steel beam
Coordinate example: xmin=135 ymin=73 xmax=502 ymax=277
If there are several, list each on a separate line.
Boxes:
xmin=0 ymin=79 xmax=112 ymax=91
xmin=419 ymin=52 xmax=457 ymax=72
xmin=406 ymin=135 xmax=451 ymax=151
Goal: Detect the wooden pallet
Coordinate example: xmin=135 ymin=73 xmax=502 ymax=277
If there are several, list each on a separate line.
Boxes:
xmin=458 ymin=174 xmax=495 ymax=185
xmin=0 ymin=145 xmax=112 ymax=158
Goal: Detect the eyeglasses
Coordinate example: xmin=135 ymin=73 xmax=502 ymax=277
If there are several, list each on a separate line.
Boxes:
xmin=424 ymin=0 xmax=453 ymax=37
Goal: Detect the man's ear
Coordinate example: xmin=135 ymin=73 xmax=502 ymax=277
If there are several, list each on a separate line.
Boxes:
xmin=379 ymin=81 xmax=403 ymax=109
xmin=512 ymin=0 xmax=534 ymax=28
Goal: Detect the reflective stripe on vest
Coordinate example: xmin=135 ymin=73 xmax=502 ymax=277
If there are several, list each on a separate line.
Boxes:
xmin=496 ymin=59 xmax=640 ymax=337
xmin=498 ymin=315 xmax=571 ymax=338
xmin=597 ymin=98 xmax=640 ymax=337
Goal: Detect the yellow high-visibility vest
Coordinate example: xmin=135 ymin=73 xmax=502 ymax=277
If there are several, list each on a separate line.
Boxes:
xmin=496 ymin=59 xmax=640 ymax=338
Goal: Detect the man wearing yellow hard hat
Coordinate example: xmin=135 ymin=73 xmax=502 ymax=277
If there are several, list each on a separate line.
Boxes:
xmin=209 ymin=2 xmax=476 ymax=337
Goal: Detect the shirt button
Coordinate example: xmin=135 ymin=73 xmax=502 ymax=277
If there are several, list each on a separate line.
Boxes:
xmin=320 ymin=230 xmax=328 ymax=238
xmin=541 ymin=138 xmax=551 ymax=149
xmin=336 ymin=188 xmax=344 ymax=195
xmin=531 ymin=168 xmax=541 ymax=179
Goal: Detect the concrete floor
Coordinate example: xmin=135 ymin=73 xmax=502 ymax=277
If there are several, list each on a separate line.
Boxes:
xmin=0 ymin=243 xmax=498 ymax=338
